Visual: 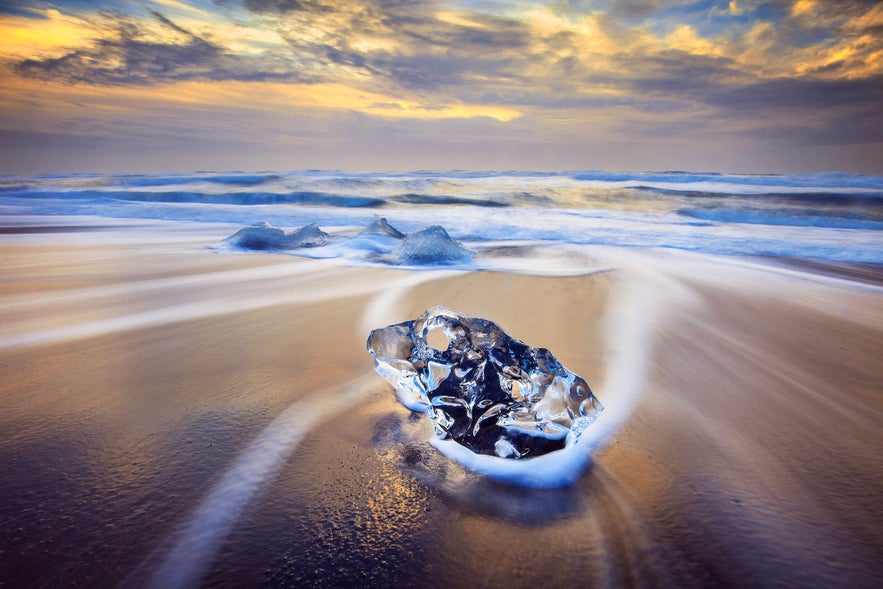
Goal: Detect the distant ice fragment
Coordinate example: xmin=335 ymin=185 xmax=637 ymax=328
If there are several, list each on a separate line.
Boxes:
xmin=223 ymin=221 xmax=286 ymax=250
xmin=395 ymin=225 xmax=475 ymax=265
xmin=285 ymin=222 xmax=329 ymax=247
xmin=361 ymin=216 xmax=405 ymax=239
xmin=223 ymin=221 xmax=328 ymax=250
xmin=367 ymin=306 xmax=603 ymax=459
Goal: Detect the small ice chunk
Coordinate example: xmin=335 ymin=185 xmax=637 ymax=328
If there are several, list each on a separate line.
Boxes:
xmin=360 ymin=216 xmax=405 ymax=239
xmin=223 ymin=221 xmax=287 ymax=250
xmin=367 ymin=306 xmax=603 ymax=459
xmin=285 ymin=222 xmax=328 ymax=247
xmin=395 ymin=225 xmax=475 ymax=265
xmin=223 ymin=222 xmax=328 ymax=250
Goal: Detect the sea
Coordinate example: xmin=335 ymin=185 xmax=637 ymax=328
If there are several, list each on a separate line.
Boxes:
xmin=1 ymin=169 xmax=881 ymax=264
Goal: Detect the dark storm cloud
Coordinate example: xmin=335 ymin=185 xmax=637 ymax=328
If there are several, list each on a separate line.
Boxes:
xmin=375 ymin=53 xmax=520 ymax=91
xmin=749 ymin=108 xmax=883 ymax=146
xmin=148 ymin=10 xmax=193 ymax=36
xmin=0 ymin=1 xmax=41 ymax=17
xmin=254 ymin=0 xmax=533 ymax=91
xmin=712 ymin=75 xmax=883 ymax=115
xmin=0 ymin=0 xmax=121 ymax=16
xmin=389 ymin=18 xmax=530 ymax=88
xmin=610 ymin=51 xmax=744 ymax=95
xmin=362 ymin=12 xmax=532 ymax=91
xmin=791 ymin=0 xmax=882 ymax=18
xmin=610 ymin=50 xmax=883 ymax=143
xmin=54 ymin=0 xmax=510 ymax=93
xmin=240 ymin=0 xmax=331 ymax=14
xmin=13 ymin=11 xmax=303 ymax=85
xmin=719 ymin=75 xmax=883 ymax=144
xmin=401 ymin=10 xmax=527 ymax=50
xmin=619 ymin=50 xmax=883 ymax=117
xmin=610 ymin=0 xmax=660 ymax=18
xmin=16 ymin=36 xmax=220 ymax=85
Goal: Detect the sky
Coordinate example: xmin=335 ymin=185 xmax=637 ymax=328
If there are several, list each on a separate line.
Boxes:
xmin=0 ymin=0 xmax=881 ymax=174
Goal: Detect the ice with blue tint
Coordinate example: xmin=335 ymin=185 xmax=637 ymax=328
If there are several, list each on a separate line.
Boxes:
xmin=367 ymin=306 xmax=603 ymax=459
xmin=2 ymin=169 xmax=881 ymax=263
xmin=223 ymin=221 xmax=327 ymax=250
xmin=395 ymin=226 xmax=475 ymax=265
xmin=360 ymin=216 xmax=405 ymax=239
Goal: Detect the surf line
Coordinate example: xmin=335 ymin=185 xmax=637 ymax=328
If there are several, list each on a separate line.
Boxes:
xmin=426 ymin=257 xmax=702 ymax=488
xmin=138 ymin=268 xmax=462 ymax=589
xmin=589 ymin=255 xmax=703 ymax=448
xmin=0 ymin=262 xmax=460 ymax=350
xmin=358 ymin=268 xmax=466 ymax=336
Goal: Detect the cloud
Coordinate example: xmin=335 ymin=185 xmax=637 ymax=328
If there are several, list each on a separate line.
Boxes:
xmin=611 ymin=50 xmax=743 ymax=94
xmin=611 ymin=0 xmax=660 ymax=18
xmin=11 ymin=0 xmax=535 ymax=94
xmin=13 ymin=11 xmax=303 ymax=85
xmin=613 ymin=47 xmax=883 ymax=117
xmin=255 ymin=0 xmax=534 ymax=92
xmin=240 ymin=0 xmax=331 ymax=14
xmin=714 ymin=75 xmax=883 ymax=115
xmin=3 ymin=0 xmax=882 ymax=172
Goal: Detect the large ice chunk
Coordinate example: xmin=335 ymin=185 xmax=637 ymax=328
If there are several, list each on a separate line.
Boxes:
xmin=367 ymin=306 xmax=603 ymax=459
xmin=395 ymin=226 xmax=475 ymax=265
xmin=223 ymin=221 xmax=328 ymax=250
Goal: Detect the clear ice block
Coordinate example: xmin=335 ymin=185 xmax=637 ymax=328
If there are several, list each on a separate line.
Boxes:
xmin=367 ymin=306 xmax=603 ymax=459
xmin=223 ymin=221 xmax=328 ymax=250
xmin=395 ymin=226 xmax=475 ymax=265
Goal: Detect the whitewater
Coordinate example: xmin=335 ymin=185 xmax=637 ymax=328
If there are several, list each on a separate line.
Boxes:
xmin=1 ymin=169 xmax=881 ymax=263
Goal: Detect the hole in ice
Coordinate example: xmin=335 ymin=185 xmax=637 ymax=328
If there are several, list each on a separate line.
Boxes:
xmin=426 ymin=328 xmax=448 ymax=352
xmin=511 ymin=380 xmax=527 ymax=401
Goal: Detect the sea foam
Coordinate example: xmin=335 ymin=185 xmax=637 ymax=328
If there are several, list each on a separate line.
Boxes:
xmin=2 ymin=169 xmax=881 ymax=263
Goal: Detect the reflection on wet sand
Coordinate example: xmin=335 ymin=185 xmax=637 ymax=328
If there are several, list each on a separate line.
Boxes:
xmin=0 ymin=223 xmax=881 ymax=588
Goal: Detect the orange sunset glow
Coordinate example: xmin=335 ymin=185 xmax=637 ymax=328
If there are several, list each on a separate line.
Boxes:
xmin=0 ymin=0 xmax=881 ymax=173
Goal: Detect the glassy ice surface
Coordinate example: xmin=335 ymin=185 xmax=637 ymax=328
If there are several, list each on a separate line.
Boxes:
xmin=360 ymin=216 xmax=405 ymax=239
xmin=395 ymin=226 xmax=475 ymax=265
xmin=223 ymin=221 xmax=328 ymax=250
xmin=367 ymin=306 xmax=603 ymax=459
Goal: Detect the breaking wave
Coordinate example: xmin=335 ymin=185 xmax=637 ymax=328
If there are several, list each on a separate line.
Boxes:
xmin=2 ymin=169 xmax=881 ymax=263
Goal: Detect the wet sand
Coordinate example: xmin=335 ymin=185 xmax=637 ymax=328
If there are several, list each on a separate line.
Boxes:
xmin=0 ymin=221 xmax=881 ymax=588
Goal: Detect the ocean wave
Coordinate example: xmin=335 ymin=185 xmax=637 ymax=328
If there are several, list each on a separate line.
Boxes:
xmin=4 ymin=189 xmax=386 ymax=208
xmin=2 ymin=169 xmax=882 ymax=264
xmin=636 ymin=187 xmax=883 ymax=204
xmin=570 ymin=170 xmax=883 ymax=191
xmin=391 ymin=193 xmax=510 ymax=207
xmin=679 ymin=207 xmax=883 ymax=230
xmin=112 ymin=173 xmax=280 ymax=188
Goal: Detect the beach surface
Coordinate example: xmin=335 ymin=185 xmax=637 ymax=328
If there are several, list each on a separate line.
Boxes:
xmin=1 ymin=217 xmax=881 ymax=588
